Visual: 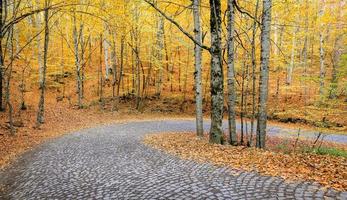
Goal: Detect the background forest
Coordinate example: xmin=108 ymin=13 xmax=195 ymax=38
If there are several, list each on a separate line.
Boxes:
xmin=0 ymin=0 xmax=346 ymax=140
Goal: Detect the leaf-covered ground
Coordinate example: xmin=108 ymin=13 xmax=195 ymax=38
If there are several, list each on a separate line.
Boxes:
xmin=143 ymin=132 xmax=347 ymax=191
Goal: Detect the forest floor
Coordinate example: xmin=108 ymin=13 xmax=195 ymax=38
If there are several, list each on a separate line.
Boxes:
xmin=0 ymin=93 xmax=346 ymax=198
xmin=144 ymin=132 xmax=347 ymax=191
xmin=2 ymin=120 xmax=346 ymax=199
xmin=0 ymin=93 xmax=346 ymax=172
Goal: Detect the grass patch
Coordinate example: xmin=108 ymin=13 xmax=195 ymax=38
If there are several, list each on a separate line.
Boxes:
xmin=314 ymin=147 xmax=347 ymax=158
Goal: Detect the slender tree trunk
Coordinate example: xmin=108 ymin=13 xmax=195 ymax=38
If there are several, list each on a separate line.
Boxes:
xmin=240 ymin=59 xmax=246 ymax=145
xmin=104 ymin=26 xmax=110 ymax=80
xmin=209 ymin=0 xmax=224 ymax=144
xmin=193 ymin=0 xmax=204 ymax=137
xmin=287 ymin=19 xmax=298 ymax=85
xmin=73 ymin=12 xmax=82 ymax=108
xmin=319 ymin=13 xmax=325 ymax=96
xmin=99 ymin=34 xmax=104 ymax=103
xmin=227 ymin=0 xmax=237 ymax=145
xmin=36 ymin=0 xmax=44 ymax=95
xmin=111 ymin=33 xmax=117 ymax=99
xmin=155 ymin=16 xmax=164 ymax=96
xmin=183 ymin=47 xmax=189 ymax=101
xmin=256 ymin=0 xmax=272 ymax=149
xmin=250 ymin=0 xmax=259 ymax=147
xmin=36 ymin=1 xmax=50 ymax=126
xmin=6 ymin=25 xmax=15 ymax=134
xmin=117 ymin=36 xmax=125 ymax=96
xmin=329 ymin=1 xmax=343 ymax=99
xmin=80 ymin=27 xmax=85 ymax=99
xmin=302 ymin=1 xmax=309 ymax=102
xmin=178 ymin=46 xmax=182 ymax=92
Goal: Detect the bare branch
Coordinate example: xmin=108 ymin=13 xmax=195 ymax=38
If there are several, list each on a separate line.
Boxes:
xmin=143 ymin=0 xmax=210 ymax=52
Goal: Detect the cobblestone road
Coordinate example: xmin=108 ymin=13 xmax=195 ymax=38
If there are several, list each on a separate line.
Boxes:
xmin=1 ymin=120 xmax=346 ymax=199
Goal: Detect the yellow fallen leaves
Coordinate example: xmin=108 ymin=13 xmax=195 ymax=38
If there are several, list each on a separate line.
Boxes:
xmin=143 ymin=132 xmax=347 ymax=191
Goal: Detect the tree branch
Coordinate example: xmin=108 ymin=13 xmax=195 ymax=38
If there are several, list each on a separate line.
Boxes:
xmin=143 ymin=0 xmax=210 ymax=52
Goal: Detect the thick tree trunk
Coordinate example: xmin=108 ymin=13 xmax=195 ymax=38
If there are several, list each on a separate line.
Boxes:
xmin=209 ymin=0 xmax=224 ymax=144
xmin=0 ymin=0 xmax=3 ymax=111
xmin=256 ymin=0 xmax=272 ymax=149
xmin=192 ymin=0 xmax=204 ymax=137
xmin=227 ymin=0 xmax=237 ymax=145
xmin=0 ymin=41 xmax=3 ymax=111
xmin=36 ymin=1 xmax=49 ymax=125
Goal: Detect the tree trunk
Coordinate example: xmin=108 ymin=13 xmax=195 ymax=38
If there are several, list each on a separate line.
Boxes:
xmin=178 ymin=46 xmax=182 ymax=92
xmin=6 ymin=24 xmax=15 ymax=135
xmin=104 ymin=26 xmax=110 ymax=80
xmin=36 ymin=1 xmax=50 ymax=126
xmin=329 ymin=1 xmax=343 ymax=99
xmin=318 ymin=1 xmax=325 ymax=97
xmin=111 ymin=32 xmax=117 ymax=99
xmin=99 ymin=34 xmax=104 ymax=103
xmin=117 ymin=36 xmax=125 ymax=96
xmin=0 ymin=39 xmax=3 ymax=112
xmin=73 ymin=12 xmax=82 ymax=108
xmin=227 ymin=0 xmax=237 ymax=145
xmin=287 ymin=18 xmax=298 ymax=85
xmin=192 ymin=0 xmax=204 ymax=137
xmin=250 ymin=0 xmax=260 ymax=147
xmin=256 ymin=0 xmax=272 ymax=149
xmin=0 ymin=0 xmax=3 ymax=111
xmin=209 ymin=0 xmax=224 ymax=144
xmin=155 ymin=16 xmax=164 ymax=96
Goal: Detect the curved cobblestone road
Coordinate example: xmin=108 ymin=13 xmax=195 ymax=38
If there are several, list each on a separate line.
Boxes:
xmin=1 ymin=120 xmax=346 ymax=199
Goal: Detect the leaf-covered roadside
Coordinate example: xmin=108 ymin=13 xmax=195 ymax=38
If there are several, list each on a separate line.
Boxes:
xmin=143 ymin=132 xmax=347 ymax=191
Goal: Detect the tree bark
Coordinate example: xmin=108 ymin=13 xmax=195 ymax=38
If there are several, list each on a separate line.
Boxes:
xmin=36 ymin=0 xmax=49 ymax=126
xmin=287 ymin=12 xmax=298 ymax=86
xmin=256 ymin=0 xmax=272 ymax=149
xmin=117 ymin=36 xmax=125 ymax=96
xmin=0 ymin=0 xmax=3 ymax=111
xmin=329 ymin=1 xmax=343 ymax=99
xmin=209 ymin=0 xmax=224 ymax=144
xmin=73 ymin=11 xmax=82 ymax=108
xmin=227 ymin=0 xmax=237 ymax=145
xmin=192 ymin=0 xmax=204 ymax=137
xmin=155 ymin=15 xmax=164 ymax=96
xmin=250 ymin=0 xmax=260 ymax=147
xmin=104 ymin=25 xmax=110 ymax=80
xmin=318 ymin=2 xmax=325 ymax=96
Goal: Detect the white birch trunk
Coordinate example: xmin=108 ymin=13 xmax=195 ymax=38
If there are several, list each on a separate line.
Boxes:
xmin=192 ymin=0 xmax=203 ymax=137
xmin=227 ymin=0 xmax=237 ymax=145
xmin=256 ymin=0 xmax=272 ymax=149
xmin=318 ymin=0 xmax=325 ymax=96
